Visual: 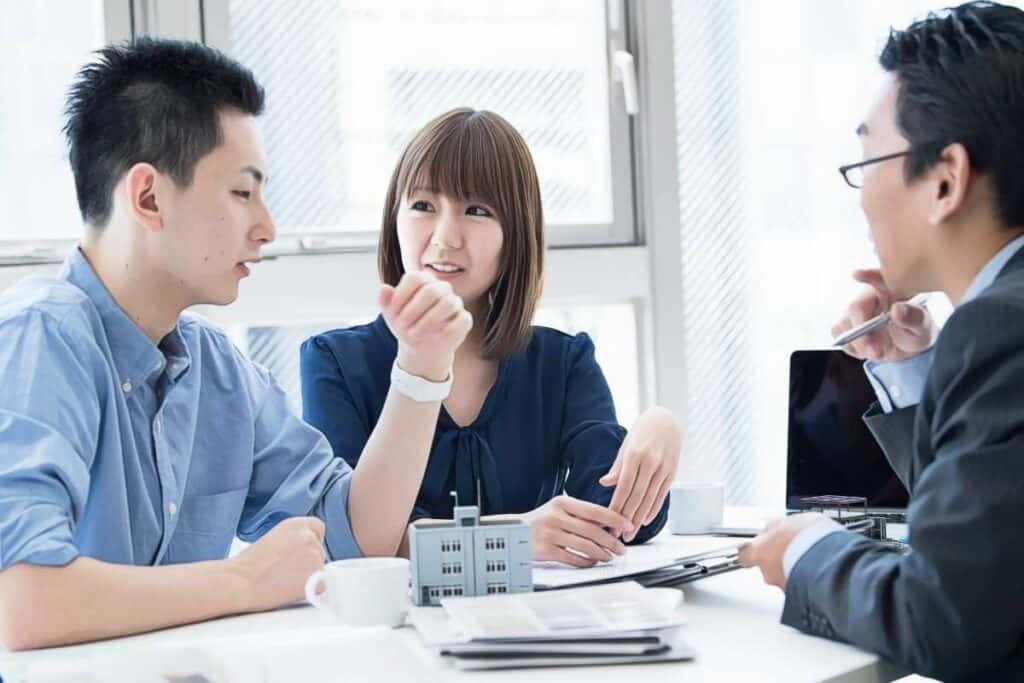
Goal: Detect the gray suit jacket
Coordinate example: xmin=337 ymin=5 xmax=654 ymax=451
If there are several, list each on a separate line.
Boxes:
xmin=782 ymin=246 xmax=1024 ymax=682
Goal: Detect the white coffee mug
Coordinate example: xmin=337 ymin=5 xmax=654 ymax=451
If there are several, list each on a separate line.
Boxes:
xmin=304 ymin=557 xmax=410 ymax=628
xmin=669 ymin=481 xmax=725 ymax=534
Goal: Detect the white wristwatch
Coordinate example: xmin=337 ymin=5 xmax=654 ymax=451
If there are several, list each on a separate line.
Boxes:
xmin=390 ymin=360 xmax=453 ymax=402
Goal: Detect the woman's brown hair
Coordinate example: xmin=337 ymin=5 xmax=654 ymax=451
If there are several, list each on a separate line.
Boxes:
xmin=378 ymin=108 xmax=545 ymax=359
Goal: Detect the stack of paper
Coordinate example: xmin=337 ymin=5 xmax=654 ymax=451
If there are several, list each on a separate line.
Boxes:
xmin=531 ymin=537 xmax=744 ymax=590
xmin=409 ymin=581 xmax=697 ymax=670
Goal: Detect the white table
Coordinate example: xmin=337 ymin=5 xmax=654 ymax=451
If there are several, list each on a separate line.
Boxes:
xmin=0 ymin=534 xmax=907 ymax=683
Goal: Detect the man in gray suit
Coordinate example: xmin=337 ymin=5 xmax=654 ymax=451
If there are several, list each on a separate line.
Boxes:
xmin=739 ymin=2 xmax=1024 ymax=680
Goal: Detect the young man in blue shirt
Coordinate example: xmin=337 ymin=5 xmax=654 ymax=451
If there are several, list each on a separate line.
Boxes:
xmin=740 ymin=2 xmax=1024 ymax=679
xmin=0 ymin=38 xmax=471 ymax=650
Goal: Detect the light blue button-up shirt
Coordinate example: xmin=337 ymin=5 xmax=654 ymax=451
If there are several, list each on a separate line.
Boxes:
xmin=0 ymin=248 xmax=360 ymax=570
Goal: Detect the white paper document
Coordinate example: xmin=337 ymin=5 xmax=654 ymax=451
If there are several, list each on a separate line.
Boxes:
xmin=436 ymin=581 xmax=685 ymax=641
xmin=532 ymin=535 xmax=744 ymax=589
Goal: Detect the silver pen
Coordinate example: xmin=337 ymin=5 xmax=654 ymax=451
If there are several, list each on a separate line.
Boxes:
xmin=832 ymin=293 xmax=930 ymax=347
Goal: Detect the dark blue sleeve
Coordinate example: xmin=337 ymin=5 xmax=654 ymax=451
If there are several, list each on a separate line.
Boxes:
xmin=559 ymin=333 xmax=668 ymax=544
xmin=299 ymin=334 xmax=433 ymax=522
xmin=300 ymin=336 xmax=369 ymax=469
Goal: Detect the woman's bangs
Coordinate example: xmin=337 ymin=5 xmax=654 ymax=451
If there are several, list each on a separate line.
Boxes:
xmin=401 ymin=124 xmax=507 ymax=217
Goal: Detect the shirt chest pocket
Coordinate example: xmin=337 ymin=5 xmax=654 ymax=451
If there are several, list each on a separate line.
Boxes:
xmin=165 ymin=487 xmax=248 ymax=563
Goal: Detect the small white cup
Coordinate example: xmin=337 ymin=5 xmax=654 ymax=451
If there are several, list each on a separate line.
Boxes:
xmin=304 ymin=557 xmax=410 ymax=628
xmin=669 ymin=482 xmax=725 ymax=534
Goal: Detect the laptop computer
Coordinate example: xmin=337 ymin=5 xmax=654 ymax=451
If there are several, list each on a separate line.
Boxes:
xmin=786 ymin=349 xmax=909 ymax=516
xmin=711 ymin=349 xmax=909 ymax=536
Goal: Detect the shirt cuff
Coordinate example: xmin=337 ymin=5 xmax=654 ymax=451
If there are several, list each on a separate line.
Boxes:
xmin=317 ymin=468 xmax=363 ymax=561
xmin=783 ymin=518 xmax=844 ymax=579
xmin=0 ymin=500 xmax=81 ymax=570
xmin=863 ymin=349 xmax=934 ymax=413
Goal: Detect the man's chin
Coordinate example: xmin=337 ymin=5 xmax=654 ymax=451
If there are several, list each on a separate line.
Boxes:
xmin=879 ymin=268 xmax=921 ymax=301
xmin=198 ymin=285 xmax=241 ymax=307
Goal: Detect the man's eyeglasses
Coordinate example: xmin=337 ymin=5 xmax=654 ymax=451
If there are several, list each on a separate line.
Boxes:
xmin=837 ymin=150 xmax=910 ymax=189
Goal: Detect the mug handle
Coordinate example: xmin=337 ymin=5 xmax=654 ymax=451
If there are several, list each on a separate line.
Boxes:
xmin=304 ymin=569 xmax=327 ymax=608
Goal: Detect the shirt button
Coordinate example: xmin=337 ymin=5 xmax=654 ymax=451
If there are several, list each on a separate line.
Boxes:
xmin=168 ymin=502 xmax=177 ymax=516
xmin=889 ymin=385 xmax=902 ymax=399
xmin=121 ymin=381 xmax=132 ymax=393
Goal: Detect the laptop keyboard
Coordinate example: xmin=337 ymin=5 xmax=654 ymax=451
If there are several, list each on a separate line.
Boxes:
xmin=868 ymin=511 xmax=907 ymax=523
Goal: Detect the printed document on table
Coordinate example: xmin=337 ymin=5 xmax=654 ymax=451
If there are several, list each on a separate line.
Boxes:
xmin=532 ymin=535 xmax=744 ymax=589
xmin=438 ymin=581 xmax=685 ymax=640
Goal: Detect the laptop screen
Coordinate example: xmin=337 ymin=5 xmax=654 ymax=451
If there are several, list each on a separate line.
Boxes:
xmin=786 ymin=350 xmax=909 ymax=510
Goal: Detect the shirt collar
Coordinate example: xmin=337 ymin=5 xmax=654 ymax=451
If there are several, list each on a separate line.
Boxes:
xmin=158 ymin=325 xmax=192 ymax=384
xmin=960 ymin=234 xmax=1024 ymax=305
xmin=61 ymin=247 xmax=187 ymax=389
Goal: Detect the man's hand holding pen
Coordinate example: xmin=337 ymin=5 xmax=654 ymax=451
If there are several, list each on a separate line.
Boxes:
xmin=831 ymin=268 xmax=937 ymax=362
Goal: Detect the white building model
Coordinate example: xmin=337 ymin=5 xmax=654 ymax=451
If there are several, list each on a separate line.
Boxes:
xmin=408 ymin=498 xmax=532 ymax=606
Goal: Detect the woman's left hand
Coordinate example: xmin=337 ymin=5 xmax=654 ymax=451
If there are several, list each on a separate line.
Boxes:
xmin=599 ymin=407 xmax=682 ymax=541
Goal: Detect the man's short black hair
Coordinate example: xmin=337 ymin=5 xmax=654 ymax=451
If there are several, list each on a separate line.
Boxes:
xmin=880 ymin=1 xmax=1024 ymax=228
xmin=63 ymin=37 xmax=265 ymax=226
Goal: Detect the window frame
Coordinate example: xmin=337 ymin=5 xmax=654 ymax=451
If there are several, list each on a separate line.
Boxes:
xmin=0 ymin=0 xmax=133 ymax=266
xmin=199 ymin=0 xmax=638 ymax=251
xmin=0 ymin=0 xmax=673 ymax=426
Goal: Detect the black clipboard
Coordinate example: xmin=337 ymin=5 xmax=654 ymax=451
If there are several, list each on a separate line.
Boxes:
xmin=629 ymin=552 xmax=743 ymax=587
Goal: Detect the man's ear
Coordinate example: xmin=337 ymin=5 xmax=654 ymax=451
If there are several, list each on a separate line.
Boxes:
xmin=123 ymin=162 xmax=165 ymax=232
xmin=928 ymin=142 xmax=971 ymax=226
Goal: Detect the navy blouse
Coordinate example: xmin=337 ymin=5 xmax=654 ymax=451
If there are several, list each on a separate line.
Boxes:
xmin=300 ymin=316 xmax=667 ymax=544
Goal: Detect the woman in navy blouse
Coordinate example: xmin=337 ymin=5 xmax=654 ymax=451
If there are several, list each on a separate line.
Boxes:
xmin=301 ymin=108 xmax=681 ymax=567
